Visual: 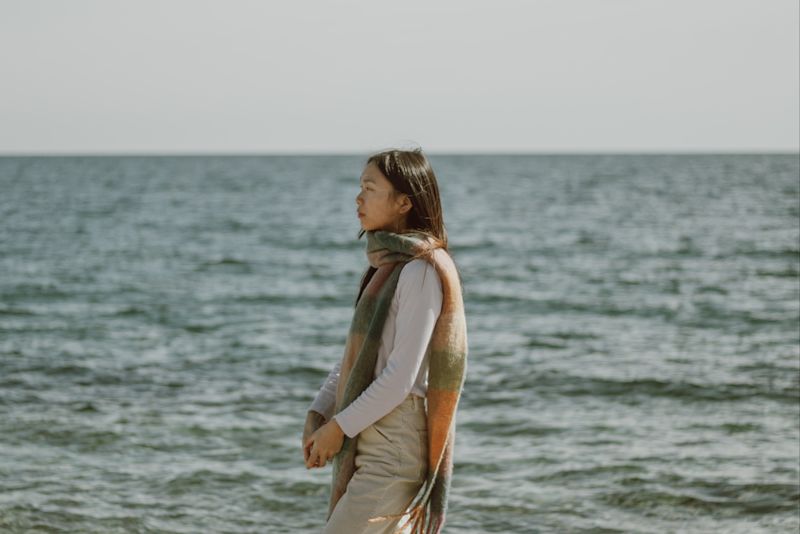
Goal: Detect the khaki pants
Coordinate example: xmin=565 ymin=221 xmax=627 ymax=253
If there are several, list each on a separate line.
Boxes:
xmin=324 ymin=394 xmax=428 ymax=534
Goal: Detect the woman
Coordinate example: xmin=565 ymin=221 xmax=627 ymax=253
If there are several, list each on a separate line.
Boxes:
xmin=302 ymin=148 xmax=468 ymax=534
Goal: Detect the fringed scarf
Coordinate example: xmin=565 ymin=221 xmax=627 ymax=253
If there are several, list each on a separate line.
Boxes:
xmin=327 ymin=229 xmax=468 ymax=534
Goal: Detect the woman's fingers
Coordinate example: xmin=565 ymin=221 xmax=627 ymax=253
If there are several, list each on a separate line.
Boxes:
xmin=302 ymin=434 xmax=313 ymax=462
xmin=319 ymin=452 xmax=335 ymax=468
xmin=307 ymin=444 xmax=322 ymax=469
xmin=304 ymin=431 xmax=336 ymax=469
xmin=305 ymin=447 xmax=333 ymax=469
xmin=317 ymin=453 xmax=329 ymax=468
xmin=304 ymin=435 xmax=314 ymax=463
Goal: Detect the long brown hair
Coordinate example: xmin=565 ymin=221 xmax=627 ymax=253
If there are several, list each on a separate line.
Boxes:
xmin=354 ymin=147 xmax=460 ymax=306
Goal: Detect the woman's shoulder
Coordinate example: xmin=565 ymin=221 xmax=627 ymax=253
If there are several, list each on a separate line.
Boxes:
xmin=400 ymin=257 xmax=436 ymax=276
xmin=399 ymin=258 xmax=442 ymax=293
xmin=401 ymin=249 xmax=456 ymax=278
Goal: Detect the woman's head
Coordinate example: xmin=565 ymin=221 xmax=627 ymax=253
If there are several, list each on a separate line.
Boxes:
xmin=355 ymin=147 xmax=447 ymax=250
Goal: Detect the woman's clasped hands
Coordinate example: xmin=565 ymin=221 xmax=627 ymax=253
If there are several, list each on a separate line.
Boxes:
xmin=303 ymin=415 xmax=345 ymax=469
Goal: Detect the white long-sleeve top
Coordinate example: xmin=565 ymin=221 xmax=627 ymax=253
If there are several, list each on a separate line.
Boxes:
xmin=307 ymin=258 xmax=443 ymax=438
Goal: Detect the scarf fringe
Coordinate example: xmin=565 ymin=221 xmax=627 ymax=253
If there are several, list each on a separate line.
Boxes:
xmin=365 ymin=472 xmax=449 ymax=534
xmin=367 ymin=501 xmax=433 ymax=534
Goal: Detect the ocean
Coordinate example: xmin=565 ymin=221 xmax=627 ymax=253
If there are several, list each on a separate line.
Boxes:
xmin=0 ymin=153 xmax=798 ymax=533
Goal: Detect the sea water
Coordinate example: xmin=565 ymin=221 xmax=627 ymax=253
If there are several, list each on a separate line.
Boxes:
xmin=0 ymin=153 xmax=798 ymax=533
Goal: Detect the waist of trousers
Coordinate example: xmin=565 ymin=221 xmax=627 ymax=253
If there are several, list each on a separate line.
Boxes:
xmin=399 ymin=392 xmax=426 ymax=411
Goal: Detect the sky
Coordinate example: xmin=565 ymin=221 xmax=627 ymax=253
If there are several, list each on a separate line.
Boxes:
xmin=0 ymin=0 xmax=797 ymax=155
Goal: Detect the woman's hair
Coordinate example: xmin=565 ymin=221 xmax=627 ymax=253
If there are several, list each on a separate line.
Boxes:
xmin=355 ymin=147 xmax=460 ymax=307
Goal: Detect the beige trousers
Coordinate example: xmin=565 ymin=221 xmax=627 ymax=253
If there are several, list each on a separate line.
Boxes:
xmin=324 ymin=393 xmax=428 ymax=534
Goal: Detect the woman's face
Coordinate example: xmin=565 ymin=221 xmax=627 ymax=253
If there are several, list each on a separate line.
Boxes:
xmin=356 ymin=163 xmax=410 ymax=232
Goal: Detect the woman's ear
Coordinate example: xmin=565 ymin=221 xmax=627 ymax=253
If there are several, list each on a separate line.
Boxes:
xmin=397 ymin=194 xmax=412 ymax=214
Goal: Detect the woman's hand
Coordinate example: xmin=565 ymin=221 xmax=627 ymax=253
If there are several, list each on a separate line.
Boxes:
xmin=304 ymin=418 xmax=345 ymax=469
xmin=303 ymin=411 xmax=326 ymax=464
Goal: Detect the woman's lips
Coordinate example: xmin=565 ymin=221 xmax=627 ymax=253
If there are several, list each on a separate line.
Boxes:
xmin=358 ymin=212 xmax=364 ymax=218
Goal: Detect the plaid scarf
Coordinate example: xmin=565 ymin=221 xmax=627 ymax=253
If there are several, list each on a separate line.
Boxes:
xmin=327 ymin=229 xmax=468 ymax=533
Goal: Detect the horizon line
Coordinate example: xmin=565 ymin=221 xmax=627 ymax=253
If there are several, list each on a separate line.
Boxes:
xmin=0 ymin=149 xmax=798 ymax=157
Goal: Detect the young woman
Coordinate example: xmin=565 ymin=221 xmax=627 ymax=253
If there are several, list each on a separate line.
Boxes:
xmin=302 ymin=148 xmax=468 ymax=534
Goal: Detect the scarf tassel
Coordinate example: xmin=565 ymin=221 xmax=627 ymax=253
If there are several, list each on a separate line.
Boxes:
xmin=366 ymin=498 xmax=447 ymax=534
xmin=367 ymin=502 xmax=429 ymax=534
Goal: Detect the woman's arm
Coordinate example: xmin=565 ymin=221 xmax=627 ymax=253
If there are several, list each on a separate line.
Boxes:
xmin=303 ymin=360 xmax=342 ymax=465
xmin=307 ymin=359 xmax=341 ymax=422
xmin=332 ymin=259 xmax=443 ymax=438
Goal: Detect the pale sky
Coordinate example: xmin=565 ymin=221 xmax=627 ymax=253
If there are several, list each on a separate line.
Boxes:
xmin=1 ymin=0 xmax=797 ymax=154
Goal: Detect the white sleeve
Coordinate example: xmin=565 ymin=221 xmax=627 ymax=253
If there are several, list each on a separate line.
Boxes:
xmin=333 ymin=260 xmax=442 ymax=438
xmin=307 ymin=359 xmax=341 ymax=421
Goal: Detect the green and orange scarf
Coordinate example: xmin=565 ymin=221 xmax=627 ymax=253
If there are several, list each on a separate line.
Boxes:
xmin=327 ymin=230 xmax=468 ymax=534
